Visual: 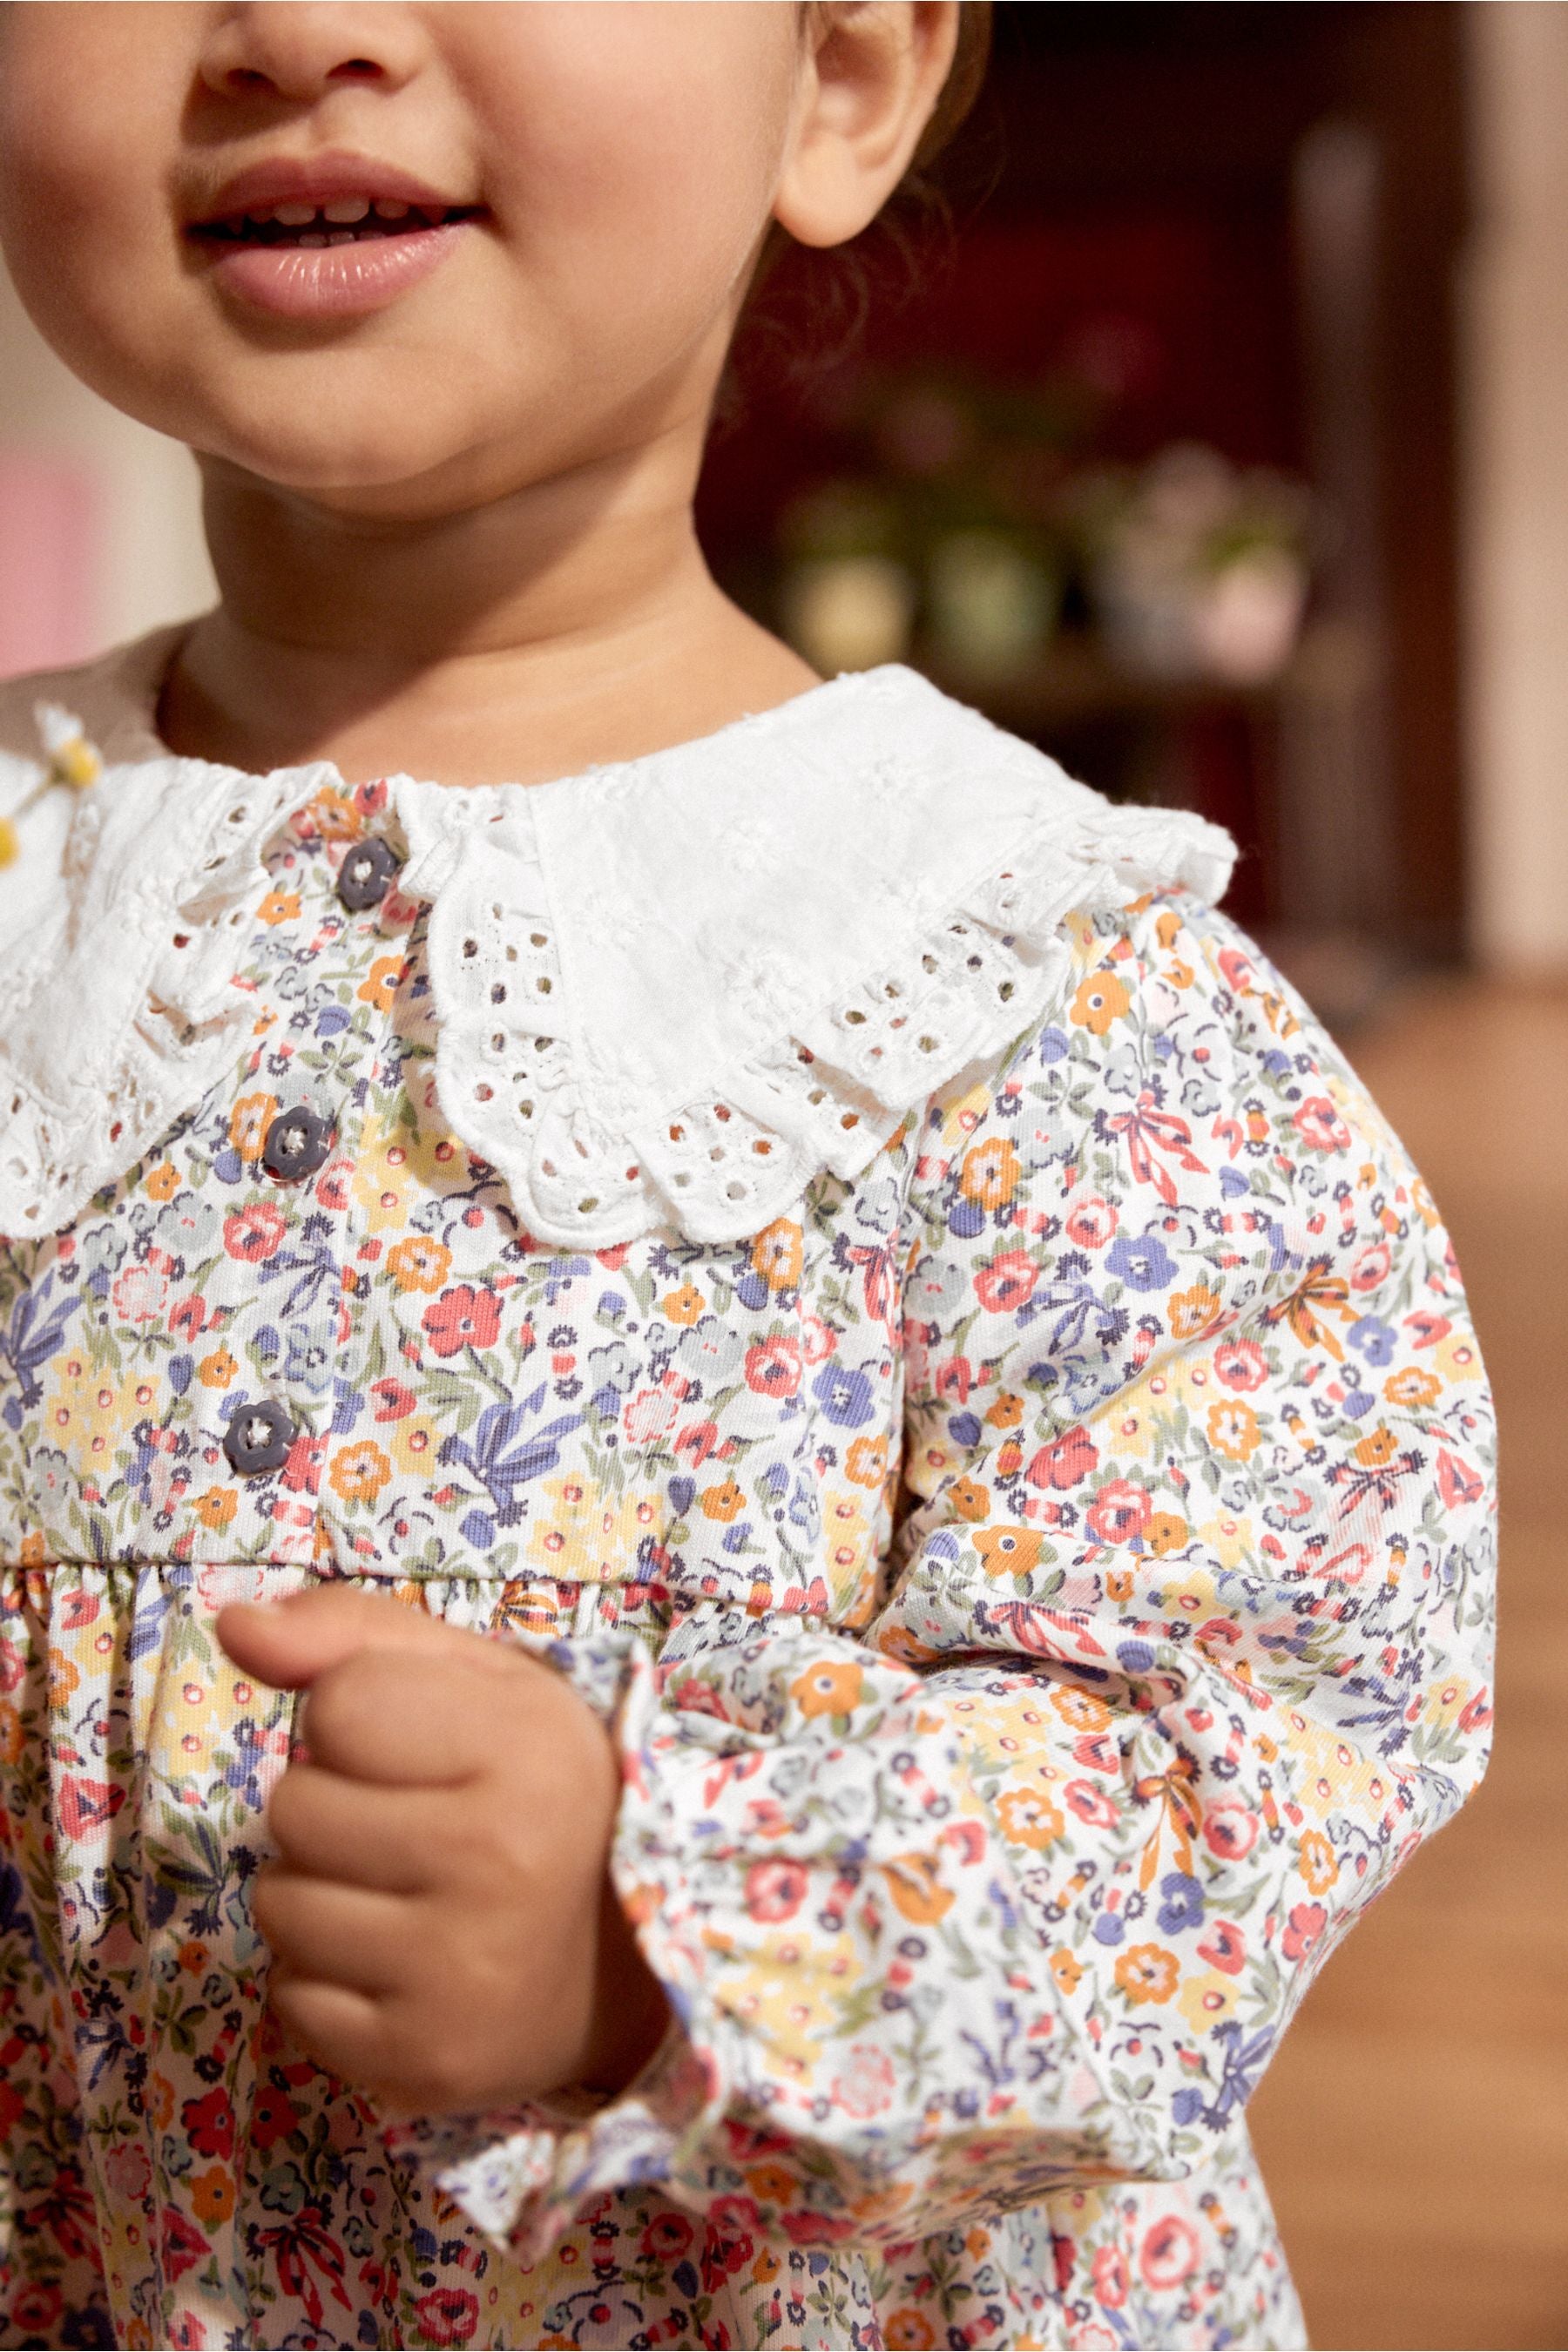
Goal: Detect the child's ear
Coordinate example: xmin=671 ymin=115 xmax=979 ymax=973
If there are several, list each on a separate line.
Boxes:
xmin=773 ymin=1 xmax=961 ymax=251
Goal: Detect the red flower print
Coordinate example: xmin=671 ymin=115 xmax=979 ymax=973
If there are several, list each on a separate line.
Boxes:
xmin=1085 ymin=1481 xmax=1152 ymax=1544
xmin=252 ymin=2085 xmax=302 ymax=2152
xmin=1140 ymin=2214 xmax=1199 ymax=2291
xmin=11 ymin=2286 xmax=63 ymax=2335
xmin=160 ymin=2204 xmax=213 ymax=2283
xmin=370 ymin=1377 xmax=417 ymax=1422
xmin=224 ymin=1202 xmax=287 ymax=1263
xmin=1026 ymin=1426 xmax=1098 ymax=1490
xmin=422 ymin=1283 xmax=502 ymax=1356
xmin=281 ymin=1432 xmax=326 ymax=1495
xmin=1203 ymin=1801 xmax=1258 ymax=1862
xmin=1214 ymin=1337 xmax=1268 ymax=1391
xmin=744 ymin=1860 xmax=808 ymax=1923
xmin=56 ymin=1776 xmax=125 ymax=1842
xmin=412 ymin=2288 xmax=479 ymax=2345
xmin=1282 ymin=1901 xmax=1327 ymax=1961
xmin=169 ymin=1295 xmax=207 ymax=1341
xmin=1092 ymin=2245 xmax=1129 ymax=2308
xmin=639 ymin=2213 xmax=694 ymax=2263
xmin=1197 ymin=1918 xmax=1247 ymax=1975
xmin=1294 ymin=1096 xmax=1352 ymax=1153
xmin=0 ymin=2082 xmax=24 ymax=2138
xmin=974 ymin=1250 xmax=1039 ymax=1313
xmin=1065 ymin=1195 xmax=1119 ymax=1249
xmin=744 ymin=1335 xmax=801 ymax=1398
xmin=181 ymin=2086 xmax=235 ymax=2160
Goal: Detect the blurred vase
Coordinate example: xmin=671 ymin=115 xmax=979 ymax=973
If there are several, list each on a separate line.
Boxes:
xmin=1190 ymin=547 xmax=1308 ymax=684
xmin=782 ymin=554 xmax=916 ymax=674
xmin=926 ymin=529 xmax=1058 ymax=680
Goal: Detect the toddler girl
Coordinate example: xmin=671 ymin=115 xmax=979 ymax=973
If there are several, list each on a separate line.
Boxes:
xmin=0 ymin=6 xmax=1496 ymax=2349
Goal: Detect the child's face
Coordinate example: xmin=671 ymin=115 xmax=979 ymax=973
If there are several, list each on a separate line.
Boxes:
xmin=0 ymin=3 xmax=807 ymax=515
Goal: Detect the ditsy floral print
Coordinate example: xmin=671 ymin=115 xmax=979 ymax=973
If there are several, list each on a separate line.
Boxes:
xmin=0 ymin=772 xmax=1494 ymax=2350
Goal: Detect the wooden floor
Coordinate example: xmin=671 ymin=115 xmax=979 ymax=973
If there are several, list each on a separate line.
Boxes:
xmin=1247 ymin=980 xmax=1568 ymax=2352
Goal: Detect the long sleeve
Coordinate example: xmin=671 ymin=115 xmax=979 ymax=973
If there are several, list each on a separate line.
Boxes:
xmin=385 ymin=889 xmax=1497 ymax=2265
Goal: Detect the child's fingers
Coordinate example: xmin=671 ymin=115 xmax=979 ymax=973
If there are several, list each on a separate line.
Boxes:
xmin=265 ymin=1764 xmax=452 ymax=1895
xmin=253 ymin=1865 xmax=413 ymax=1995
xmin=214 ymin=1581 xmax=524 ymax=1690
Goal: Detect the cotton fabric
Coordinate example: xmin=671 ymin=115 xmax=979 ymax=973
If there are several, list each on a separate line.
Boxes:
xmin=0 ymin=644 xmax=1495 ymax=2350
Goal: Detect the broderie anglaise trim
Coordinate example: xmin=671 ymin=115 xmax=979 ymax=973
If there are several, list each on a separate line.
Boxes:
xmin=396 ymin=780 xmax=1235 ymax=1249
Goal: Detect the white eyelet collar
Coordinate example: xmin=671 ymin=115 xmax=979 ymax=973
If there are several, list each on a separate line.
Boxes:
xmin=0 ymin=626 xmax=1235 ymax=1247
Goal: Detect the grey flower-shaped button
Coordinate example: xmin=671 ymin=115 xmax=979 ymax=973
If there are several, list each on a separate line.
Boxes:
xmin=262 ymin=1106 xmax=334 ymax=1182
xmin=222 ymin=1400 xmax=296 ymax=1477
xmin=337 ymin=836 xmax=402 ymax=913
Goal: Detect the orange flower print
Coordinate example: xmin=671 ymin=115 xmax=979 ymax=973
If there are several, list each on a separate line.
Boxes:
xmin=884 ymin=2314 xmax=936 ymax=2350
xmin=0 ymin=1706 xmax=24 ymax=1768
xmin=1206 ymin=1401 xmax=1260 ymax=1462
xmin=19 ymin=1531 xmax=46 ymax=1568
xmin=387 ymin=1236 xmax=451 ymax=1294
xmin=1354 ymin=1424 xmax=1398 ymax=1468
xmin=198 ymin=1348 xmax=238 ymax=1390
xmin=882 ymin=1850 xmax=954 ymax=1924
xmin=328 ymin=1442 xmax=392 ymax=1504
xmin=1170 ymin=1282 xmax=1222 ymax=1340
xmin=662 ymin=1282 xmax=705 ymax=1326
xmin=257 ymin=889 xmax=301 ymax=927
xmin=1114 ymin=1943 xmax=1180 ymax=2005
xmin=301 ymin=786 xmax=362 ymax=841
xmin=144 ymin=1162 xmax=180 ymax=1201
xmin=846 ymin=1435 xmax=888 ymax=1488
xmin=996 ymin=1788 xmax=1064 ymax=1850
xmin=792 ymin=1660 xmax=864 ymax=1719
xmin=228 ymin=1092 xmax=279 ymax=1160
xmin=744 ymin=2162 xmax=799 ymax=2207
xmin=948 ymin=1475 xmax=990 ymax=1524
xmin=358 ymin=954 xmax=404 ymax=1012
xmin=1051 ymin=1684 xmax=1112 ymax=1734
xmin=1299 ymin=1829 xmax=1339 ymax=1895
xmin=975 ymin=1525 xmax=1044 ymax=1577
xmin=1070 ymin=971 xmax=1132 ymax=1035
xmin=1050 ymin=1948 xmax=1084 ymax=1997
xmin=959 ymin=1137 xmax=1021 ymax=1209
xmin=750 ymin=1218 xmax=803 ymax=1293
xmin=193 ymin=1490 xmax=239 ymax=1532
xmin=1145 ymin=1511 xmax=1189 ymax=1556
xmin=1384 ymin=1366 xmax=1441 ymax=1410
xmin=984 ymin=1390 xmax=1025 ymax=1429
xmin=190 ymin=2166 xmax=236 ymax=2226
xmin=700 ymin=1478 xmax=744 ymax=1523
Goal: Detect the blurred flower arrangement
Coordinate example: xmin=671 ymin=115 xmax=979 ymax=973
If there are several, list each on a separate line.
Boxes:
xmin=774 ymin=365 xmax=1312 ymax=690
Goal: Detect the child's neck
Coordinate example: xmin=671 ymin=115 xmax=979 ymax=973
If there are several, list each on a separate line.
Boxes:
xmin=159 ymin=434 xmax=817 ymax=788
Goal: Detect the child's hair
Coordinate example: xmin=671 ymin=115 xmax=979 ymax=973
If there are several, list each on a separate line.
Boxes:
xmin=739 ymin=1 xmax=994 ymax=385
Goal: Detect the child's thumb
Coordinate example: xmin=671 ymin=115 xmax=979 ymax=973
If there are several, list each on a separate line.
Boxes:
xmin=213 ymin=1583 xmax=443 ymax=1690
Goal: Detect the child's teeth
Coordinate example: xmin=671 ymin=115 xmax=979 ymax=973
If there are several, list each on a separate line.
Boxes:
xmin=322 ymin=197 xmax=370 ymax=225
xmin=272 ymin=202 xmax=317 ymax=227
xmin=374 ymin=199 xmax=410 ymax=220
xmin=327 ymin=230 xmax=356 ymax=246
xmin=297 ymin=233 xmax=328 ymax=248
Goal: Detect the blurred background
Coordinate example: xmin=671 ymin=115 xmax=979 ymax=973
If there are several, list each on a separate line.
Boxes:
xmin=1 ymin=3 xmax=1564 ymax=2344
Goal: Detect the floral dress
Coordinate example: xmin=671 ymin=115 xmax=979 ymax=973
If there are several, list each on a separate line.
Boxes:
xmin=0 ymin=632 xmax=1496 ymax=2352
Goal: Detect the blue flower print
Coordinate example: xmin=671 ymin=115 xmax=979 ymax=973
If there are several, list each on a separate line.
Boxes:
xmin=811 ymin=1362 xmax=875 ymax=1427
xmin=1157 ymin=1871 xmax=1205 ymax=1935
xmin=1105 ymin=1232 xmax=1178 ymax=1292
xmin=1348 ymin=1315 xmax=1397 ymax=1367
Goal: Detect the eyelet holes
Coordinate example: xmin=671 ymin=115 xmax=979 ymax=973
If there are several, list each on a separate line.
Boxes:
xmin=463 ymin=937 xmax=478 ymax=959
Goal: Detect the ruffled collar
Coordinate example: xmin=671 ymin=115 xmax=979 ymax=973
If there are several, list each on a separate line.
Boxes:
xmin=0 ymin=627 xmax=1235 ymax=1248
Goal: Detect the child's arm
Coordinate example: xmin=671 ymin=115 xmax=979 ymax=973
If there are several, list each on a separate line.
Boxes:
xmin=382 ymin=890 xmax=1497 ymax=2265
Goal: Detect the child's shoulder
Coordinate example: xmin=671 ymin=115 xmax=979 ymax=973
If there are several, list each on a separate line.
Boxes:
xmin=0 ymin=627 xmax=177 ymax=771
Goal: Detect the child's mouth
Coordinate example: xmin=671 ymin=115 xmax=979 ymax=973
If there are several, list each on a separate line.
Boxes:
xmin=188 ymin=199 xmax=484 ymax=320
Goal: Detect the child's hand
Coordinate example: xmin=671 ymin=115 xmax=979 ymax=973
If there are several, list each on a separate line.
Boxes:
xmin=214 ymin=1585 xmax=671 ymax=2119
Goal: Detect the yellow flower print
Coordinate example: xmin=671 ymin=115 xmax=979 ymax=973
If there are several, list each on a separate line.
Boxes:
xmin=1206 ymin=1401 xmax=1260 ymax=1462
xmin=144 ymin=1162 xmax=180 ymax=1201
xmin=974 ymin=1525 xmax=1044 ymax=1578
xmin=1299 ymin=1828 xmax=1339 ymax=1894
xmin=845 ymin=1435 xmax=887 ymax=1488
xmin=792 ymin=1660 xmax=864 ymax=1718
xmin=996 ymin=1788 xmax=1064 ymax=1850
xmin=352 ymin=1113 xmax=449 ymax=1221
xmin=1432 ymin=1329 xmax=1484 ymax=1384
xmin=1176 ymin=1969 xmax=1240 ymax=2036
xmin=1384 ymin=1366 xmax=1441 ymax=1410
xmin=959 ymin=1137 xmax=1021 ymax=1209
xmin=948 ymin=1475 xmax=990 ymax=1524
xmin=1050 ymin=1948 xmax=1084 ymax=1997
xmin=1198 ymin=1512 xmax=1255 ymax=1569
xmin=1098 ymin=1388 xmax=1159 ymax=1462
xmin=1170 ymin=1282 xmax=1222 ymax=1341
xmin=257 ymin=889 xmax=301 ymax=927
xmin=198 ymin=1348 xmax=238 ymax=1390
xmin=825 ymin=1490 xmax=870 ymax=1584
xmin=50 ymin=1360 xmax=146 ymax=1451
xmin=391 ymin=1420 xmax=438 ymax=1476
xmin=662 ymin=1282 xmax=706 ymax=1326
xmin=1114 ymin=1943 xmax=1179 ymax=2005
xmin=328 ymin=1442 xmax=392 ymax=1504
xmin=750 ymin=1218 xmax=803 ymax=1292
xmin=358 ymin=954 xmax=404 ymax=1012
xmin=228 ymin=1092 xmax=279 ymax=1160
xmin=387 ymin=1235 xmax=451 ymax=1294
xmin=1071 ymin=971 xmax=1132 ymax=1035
xmin=1145 ymin=1511 xmax=1190 ymax=1557
xmin=190 ymin=2166 xmax=237 ymax=2226
xmin=700 ymin=1477 xmax=745 ymax=1523
xmin=193 ymin=1490 xmax=239 ymax=1532
xmin=882 ymin=1849 xmax=954 ymax=1924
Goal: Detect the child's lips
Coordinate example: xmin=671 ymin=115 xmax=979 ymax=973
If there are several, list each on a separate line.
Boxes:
xmin=199 ymin=217 xmax=473 ymax=320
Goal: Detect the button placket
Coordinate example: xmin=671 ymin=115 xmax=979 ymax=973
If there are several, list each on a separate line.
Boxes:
xmin=261 ymin=1105 xmax=335 ymax=1183
xmin=222 ymin=1398 xmax=297 ymax=1477
xmin=337 ymin=835 xmax=402 ymax=913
